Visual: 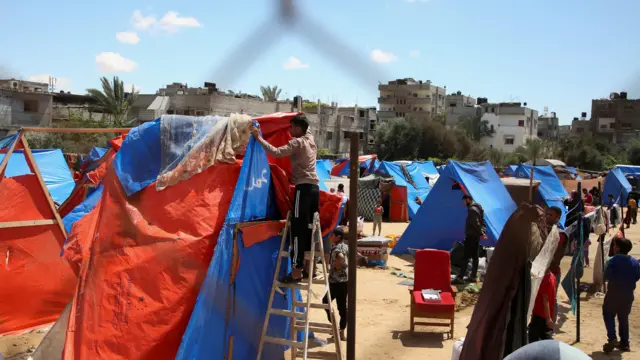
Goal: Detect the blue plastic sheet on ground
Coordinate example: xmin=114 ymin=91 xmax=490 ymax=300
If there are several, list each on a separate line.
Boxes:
xmin=113 ymin=120 xmax=162 ymax=196
xmin=515 ymin=165 xmax=569 ymax=226
xmin=0 ymin=149 xmax=76 ymax=205
xmin=62 ymin=185 xmax=103 ymax=234
xmin=393 ymin=161 xmax=516 ymax=253
xmin=603 ymin=168 xmax=632 ymax=206
xmin=177 ymin=130 xmax=300 ymax=360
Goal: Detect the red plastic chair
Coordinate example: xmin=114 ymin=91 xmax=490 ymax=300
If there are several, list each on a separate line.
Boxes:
xmin=410 ymin=249 xmax=457 ymax=338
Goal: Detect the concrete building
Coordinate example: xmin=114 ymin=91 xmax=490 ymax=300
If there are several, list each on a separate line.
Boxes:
xmin=571 ymin=113 xmax=592 ymax=137
xmin=0 ymin=79 xmax=53 ymax=135
xmin=444 ymin=91 xmax=479 ymax=128
xmin=479 ymin=102 xmax=539 ymax=152
xmin=130 ymin=82 xmax=375 ymax=156
xmin=590 ymin=92 xmax=640 ymax=145
xmin=537 ymin=112 xmax=560 ymax=140
xmin=558 ymin=125 xmax=571 ymax=138
xmin=51 ymin=92 xmax=115 ymax=123
xmin=377 ymin=78 xmax=446 ymax=122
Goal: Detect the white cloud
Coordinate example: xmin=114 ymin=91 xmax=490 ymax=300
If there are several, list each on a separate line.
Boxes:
xmin=410 ymin=49 xmax=420 ymax=57
xmin=116 ymin=31 xmax=140 ymax=45
xmin=159 ymin=11 xmax=202 ymax=32
xmin=27 ymin=74 xmax=72 ymax=92
xmin=131 ymin=10 xmax=202 ymax=33
xmin=370 ymin=49 xmax=398 ymax=64
xmin=132 ymin=10 xmax=156 ymax=30
xmin=283 ymin=56 xmax=309 ymax=70
xmin=95 ymin=52 xmax=138 ymax=73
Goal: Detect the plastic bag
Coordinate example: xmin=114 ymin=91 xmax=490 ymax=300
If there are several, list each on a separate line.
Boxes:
xmin=452 ymin=337 xmax=465 ymax=360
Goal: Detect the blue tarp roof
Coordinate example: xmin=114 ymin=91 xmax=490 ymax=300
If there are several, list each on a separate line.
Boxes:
xmin=412 ymin=161 xmax=439 ymax=176
xmin=503 ymin=165 xmax=519 ymax=176
xmin=0 ymin=149 xmax=76 ymax=204
xmin=392 ymin=161 xmax=516 ymax=254
xmin=377 ymin=161 xmax=430 ymax=219
xmin=62 ymin=185 xmax=103 ymax=234
xmin=316 ymin=160 xmax=331 ymax=191
xmin=603 ymin=168 xmax=632 ymax=206
xmin=615 ymin=165 xmax=640 ymax=176
xmin=176 ymin=127 xmax=303 ymax=359
xmin=514 ymin=164 xmax=569 ymax=226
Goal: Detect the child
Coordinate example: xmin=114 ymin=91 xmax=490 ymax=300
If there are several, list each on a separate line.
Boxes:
xmin=373 ymin=199 xmax=383 ymax=236
xmin=528 ymin=269 xmax=557 ymax=343
xmin=602 ymin=238 xmax=640 ymax=353
xmin=322 ymin=228 xmax=349 ymax=341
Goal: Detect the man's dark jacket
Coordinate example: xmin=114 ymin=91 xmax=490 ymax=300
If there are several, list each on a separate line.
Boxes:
xmin=466 ymin=203 xmax=487 ymax=238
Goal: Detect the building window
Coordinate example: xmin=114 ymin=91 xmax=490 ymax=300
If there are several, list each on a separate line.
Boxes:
xmin=491 ymin=107 xmax=495 ymax=113
xmin=518 ymin=120 xmax=525 ymax=127
xmin=343 ymin=131 xmax=351 ymax=139
xmin=23 ymin=100 xmax=38 ymax=113
xmin=167 ymin=109 xmax=175 ymax=114
xmin=359 ymin=110 xmax=366 ymax=118
xmin=600 ymin=124 xmax=607 ymax=129
xmin=504 ymin=136 xmax=515 ymax=145
xmin=359 ymin=132 xmax=364 ymax=140
xmin=327 ymin=131 xmax=333 ymax=140
xmin=577 ymin=128 xmax=584 ymax=133
xmin=195 ymin=110 xmax=206 ymax=116
xmin=490 ymin=125 xmax=494 ymax=132
xmin=538 ymin=132 xmax=543 ymax=137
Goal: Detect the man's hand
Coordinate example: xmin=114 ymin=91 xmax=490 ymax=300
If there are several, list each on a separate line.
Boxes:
xmin=250 ymin=125 xmax=260 ymax=138
xmin=546 ymin=318 xmax=554 ymax=330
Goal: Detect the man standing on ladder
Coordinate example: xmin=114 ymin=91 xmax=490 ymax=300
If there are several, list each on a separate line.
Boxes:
xmin=251 ymin=114 xmax=319 ymax=283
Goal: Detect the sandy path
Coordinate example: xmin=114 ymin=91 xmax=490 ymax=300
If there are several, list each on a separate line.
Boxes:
xmin=2 ymin=221 xmax=639 ymax=359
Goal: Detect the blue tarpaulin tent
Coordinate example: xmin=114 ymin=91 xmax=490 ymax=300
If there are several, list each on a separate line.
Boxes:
xmin=176 ymin=127 xmax=304 ymax=360
xmin=603 ymin=168 xmax=632 ymax=206
xmin=514 ymin=164 xmax=569 ymax=225
xmin=615 ymin=165 xmax=640 ymax=176
xmin=62 ymin=185 xmax=103 ymax=233
xmin=316 ymin=160 xmax=331 ymax=191
xmin=377 ymin=161 xmax=430 ymax=219
xmin=392 ymin=161 xmax=516 ymax=253
xmin=503 ymin=165 xmax=519 ymax=176
xmin=0 ymin=149 xmax=75 ymax=204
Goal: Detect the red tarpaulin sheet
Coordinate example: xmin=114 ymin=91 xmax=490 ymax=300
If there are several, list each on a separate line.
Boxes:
xmin=0 ymin=175 xmax=76 ymax=335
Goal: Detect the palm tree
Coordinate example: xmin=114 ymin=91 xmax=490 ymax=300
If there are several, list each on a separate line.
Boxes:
xmin=87 ymin=76 xmax=138 ymax=127
xmin=457 ymin=115 xmax=495 ymax=141
xmin=260 ymin=85 xmax=282 ymax=102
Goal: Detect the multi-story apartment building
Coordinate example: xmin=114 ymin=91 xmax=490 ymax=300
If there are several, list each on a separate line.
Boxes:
xmin=444 ymin=91 xmax=479 ymax=128
xmin=130 ymin=82 xmax=375 ymax=156
xmin=377 ymin=78 xmax=446 ymax=122
xmin=0 ymin=79 xmax=53 ymax=134
xmin=537 ymin=112 xmax=560 ymax=140
xmin=571 ymin=113 xmax=592 ymax=137
xmin=590 ymin=92 xmax=640 ymax=145
xmin=479 ymin=102 xmax=539 ymax=152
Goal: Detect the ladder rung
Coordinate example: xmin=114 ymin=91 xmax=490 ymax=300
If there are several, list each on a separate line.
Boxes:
xmin=293 ymin=302 xmax=330 ymax=310
xmin=279 ymin=251 xmax=290 ymax=257
xmin=294 ymin=324 xmax=334 ymax=334
xmin=263 ymin=336 xmax=305 ymax=349
xmin=295 ymin=321 xmax=334 ymax=330
xmin=269 ymin=308 xmax=308 ymax=319
xmin=276 ymin=279 xmax=326 ymax=289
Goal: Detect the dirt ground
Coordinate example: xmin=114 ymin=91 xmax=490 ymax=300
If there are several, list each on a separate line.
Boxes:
xmin=2 ymin=221 xmax=639 ymax=359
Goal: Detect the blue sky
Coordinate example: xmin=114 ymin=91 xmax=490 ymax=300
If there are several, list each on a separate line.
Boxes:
xmin=2 ymin=0 xmax=639 ymax=124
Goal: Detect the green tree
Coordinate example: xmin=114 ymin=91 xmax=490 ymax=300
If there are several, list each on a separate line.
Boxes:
xmin=457 ymin=115 xmax=495 ymax=141
xmin=260 ymin=85 xmax=282 ymax=101
xmin=87 ymin=76 xmax=138 ymax=127
xmin=627 ymin=141 xmax=640 ymax=165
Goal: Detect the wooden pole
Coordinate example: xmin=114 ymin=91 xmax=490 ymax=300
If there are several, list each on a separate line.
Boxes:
xmin=528 ymin=165 xmax=535 ymax=202
xmin=347 ymin=133 xmax=359 ymax=360
xmin=576 ymin=181 xmax=583 ymax=343
xmin=598 ymin=182 xmax=606 ymax=293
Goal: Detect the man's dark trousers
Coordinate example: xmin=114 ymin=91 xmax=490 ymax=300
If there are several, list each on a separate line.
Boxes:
xmin=291 ymin=184 xmax=320 ymax=270
xmin=458 ymin=236 xmax=480 ymax=279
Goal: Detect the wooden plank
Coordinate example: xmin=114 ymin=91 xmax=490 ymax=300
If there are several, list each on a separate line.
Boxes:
xmin=0 ymin=131 xmax=20 ymax=176
xmin=21 ymin=127 xmax=130 ymax=134
xmin=18 ymin=134 xmax=68 ymax=238
xmin=0 ymin=219 xmax=57 ymax=229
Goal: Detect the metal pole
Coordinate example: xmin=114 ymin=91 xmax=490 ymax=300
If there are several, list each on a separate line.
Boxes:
xmin=576 ymin=181 xmax=583 ymax=343
xmin=347 ymin=133 xmax=359 ymax=360
xmin=598 ymin=182 xmax=606 ymax=293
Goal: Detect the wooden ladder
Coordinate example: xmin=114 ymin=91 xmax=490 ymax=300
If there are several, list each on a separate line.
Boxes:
xmin=256 ymin=212 xmax=342 ymax=360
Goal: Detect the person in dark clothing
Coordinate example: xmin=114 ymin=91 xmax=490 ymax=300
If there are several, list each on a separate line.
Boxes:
xmin=322 ymin=228 xmax=348 ymax=341
xmin=251 ymin=114 xmax=320 ymax=283
xmin=453 ymin=194 xmax=486 ymax=284
xmin=606 ymin=194 xmax=619 ymax=227
xmin=565 ymin=191 xmax=583 ymax=227
xmin=602 ymin=238 xmax=640 ymax=353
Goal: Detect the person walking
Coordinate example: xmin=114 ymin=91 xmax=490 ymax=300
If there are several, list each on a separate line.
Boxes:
xmin=453 ymin=194 xmax=486 ymax=284
xmin=602 ymin=238 xmax=640 ymax=353
xmin=251 ymin=114 xmax=319 ymax=283
xmin=373 ymin=199 xmax=383 ymax=236
xmin=322 ymin=228 xmax=349 ymax=341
